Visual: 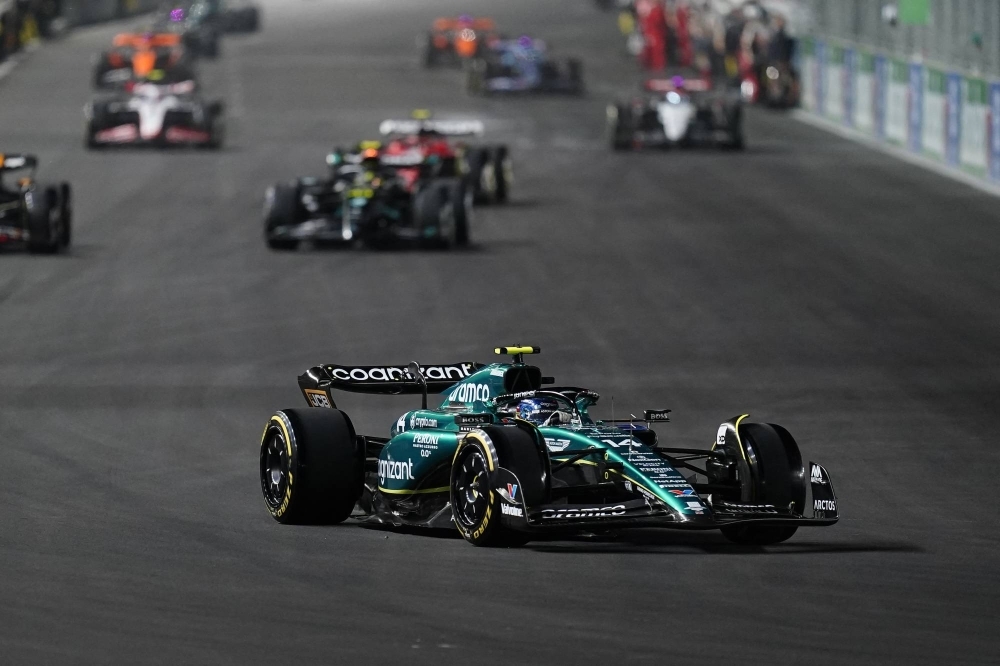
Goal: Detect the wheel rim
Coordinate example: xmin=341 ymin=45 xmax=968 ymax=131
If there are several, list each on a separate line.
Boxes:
xmin=480 ymin=163 xmax=497 ymax=198
xmin=260 ymin=428 xmax=289 ymax=510
xmin=438 ymin=202 xmax=455 ymax=244
xmin=501 ymin=157 xmax=514 ymax=187
xmin=452 ymin=447 xmax=490 ymax=530
xmin=463 ymin=189 xmax=474 ymax=229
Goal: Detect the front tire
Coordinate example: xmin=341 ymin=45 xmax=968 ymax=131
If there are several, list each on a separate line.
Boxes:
xmin=450 ymin=425 xmax=548 ymax=547
xmin=259 ymin=409 xmax=362 ymax=524
xmin=719 ymin=422 xmax=805 ymax=545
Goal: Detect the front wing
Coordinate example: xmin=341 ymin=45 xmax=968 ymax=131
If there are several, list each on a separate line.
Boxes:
xmin=493 ymin=461 xmax=839 ymax=534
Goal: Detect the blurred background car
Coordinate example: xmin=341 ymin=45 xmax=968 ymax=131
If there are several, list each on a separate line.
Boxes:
xmin=0 ymin=153 xmax=70 ymax=253
xmin=263 ymin=142 xmax=470 ymax=251
xmin=466 ymin=35 xmax=583 ymax=95
xmin=607 ymin=74 xmax=745 ymax=150
xmin=378 ymin=113 xmax=512 ymax=204
xmin=85 ymin=80 xmax=224 ymax=149
xmin=420 ymin=15 xmax=497 ymax=68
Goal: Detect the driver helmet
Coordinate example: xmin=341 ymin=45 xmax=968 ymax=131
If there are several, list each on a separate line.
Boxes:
xmin=517 ymin=398 xmax=572 ymax=426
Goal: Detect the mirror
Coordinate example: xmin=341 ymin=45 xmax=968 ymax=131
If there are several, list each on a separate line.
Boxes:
xmin=407 ymin=361 xmax=423 ymax=381
xmin=408 ymin=362 xmax=427 ymax=409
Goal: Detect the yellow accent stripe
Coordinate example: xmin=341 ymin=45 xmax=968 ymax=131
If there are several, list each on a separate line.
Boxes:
xmin=711 ymin=414 xmax=749 ymax=463
xmin=378 ymin=486 xmax=450 ymax=495
xmin=264 ymin=414 xmax=293 ymax=459
xmin=464 ymin=431 xmax=494 ymax=470
xmin=732 ymin=413 xmax=749 ymax=462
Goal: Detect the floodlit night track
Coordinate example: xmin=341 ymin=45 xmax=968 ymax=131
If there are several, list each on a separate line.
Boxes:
xmin=0 ymin=0 xmax=998 ymax=663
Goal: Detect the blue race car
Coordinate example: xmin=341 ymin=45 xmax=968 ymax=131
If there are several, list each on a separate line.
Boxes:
xmin=466 ymin=36 xmax=583 ymax=95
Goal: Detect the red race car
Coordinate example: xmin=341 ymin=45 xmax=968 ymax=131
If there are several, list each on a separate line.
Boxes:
xmin=378 ymin=112 xmax=512 ymax=204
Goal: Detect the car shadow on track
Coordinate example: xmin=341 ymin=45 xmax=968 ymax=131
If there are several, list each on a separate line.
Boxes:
xmin=355 ymin=522 xmax=922 ymax=556
xmin=525 ymin=529 xmax=923 ymax=556
xmin=488 ymin=198 xmax=543 ymax=209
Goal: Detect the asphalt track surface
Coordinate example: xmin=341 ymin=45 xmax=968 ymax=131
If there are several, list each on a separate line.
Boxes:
xmin=1 ymin=1 xmax=999 ymax=664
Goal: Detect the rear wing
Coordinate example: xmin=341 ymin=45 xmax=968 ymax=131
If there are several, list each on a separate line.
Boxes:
xmin=432 ymin=17 xmax=496 ymax=32
xmin=645 ymin=77 xmax=711 ymax=93
xmin=113 ymin=32 xmax=182 ymax=48
xmin=298 ymin=362 xmax=484 ymax=405
xmin=0 ymin=154 xmax=37 ymax=171
xmin=378 ymin=119 xmax=484 ymax=137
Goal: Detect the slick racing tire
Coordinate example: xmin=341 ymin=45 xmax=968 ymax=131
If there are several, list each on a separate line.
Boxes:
xmin=246 ymin=8 xmax=261 ymax=32
xmin=85 ymin=120 xmax=105 ymax=150
xmin=492 ymin=146 xmax=512 ymax=204
xmin=607 ymin=104 xmax=632 ymax=151
xmin=467 ymin=148 xmax=495 ymax=204
xmin=264 ymin=183 xmax=300 ymax=251
xmin=720 ymin=422 xmax=806 ymax=545
xmin=450 ymin=178 xmax=472 ymax=247
xmin=422 ymin=34 xmax=438 ymax=68
xmin=58 ymin=183 xmax=72 ymax=249
xmin=415 ymin=179 xmax=470 ymax=248
xmin=725 ymin=107 xmax=746 ymax=151
xmin=26 ymin=186 xmax=62 ymax=254
xmin=450 ymin=425 xmax=549 ymax=547
xmin=203 ymin=105 xmax=225 ymax=150
xmin=201 ymin=31 xmax=221 ymax=59
xmin=259 ymin=408 xmax=363 ymax=525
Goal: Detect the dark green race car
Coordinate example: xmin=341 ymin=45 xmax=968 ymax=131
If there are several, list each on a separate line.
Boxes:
xmin=259 ymin=347 xmax=838 ymax=546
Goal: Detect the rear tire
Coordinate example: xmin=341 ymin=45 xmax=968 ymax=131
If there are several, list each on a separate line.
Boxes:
xmin=264 ymin=183 xmax=300 ymax=250
xmin=726 ymin=107 xmax=746 ymax=151
xmin=259 ymin=409 xmax=362 ymax=524
xmin=608 ymin=104 xmax=632 ymax=151
xmin=450 ymin=425 xmax=548 ymax=546
xmin=451 ymin=178 xmax=471 ymax=247
xmin=203 ymin=31 xmax=220 ymax=58
xmin=492 ymin=146 xmax=511 ymax=203
xmin=415 ymin=179 xmax=469 ymax=248
xmin=58 ymin=183 xmax=72 ymax=249
xmin=27 ymin=187 xmax=59 ymax=254
xmin=466 ymin=147 xmax=493 ymax=204
xmin=245 ymin=8 xmax=260 ymax=32
xmin=206 ymin=111 xmax=224 ymax=150
xmin=422 ymin=35 xmax=438 ymax=68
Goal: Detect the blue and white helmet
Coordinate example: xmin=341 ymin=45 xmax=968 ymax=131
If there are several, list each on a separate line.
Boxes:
xmin=516 ymin=398 xmax=570 ymax=426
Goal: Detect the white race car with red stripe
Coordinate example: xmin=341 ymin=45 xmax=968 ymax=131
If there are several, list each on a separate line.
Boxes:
xmin=84 ymin=81 xmax=224 ymax=149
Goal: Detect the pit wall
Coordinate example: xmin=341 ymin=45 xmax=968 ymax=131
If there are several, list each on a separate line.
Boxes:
xmin=799 ymin=37 xmax=1000 ymax=184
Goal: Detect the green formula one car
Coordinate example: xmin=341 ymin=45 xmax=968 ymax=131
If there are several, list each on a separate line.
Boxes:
xmin=259 ymin=347 xmax=838 ymax=546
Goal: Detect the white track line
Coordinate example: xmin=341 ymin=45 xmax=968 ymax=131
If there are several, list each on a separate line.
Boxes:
xmin=792 ymin=109 xmax=1000 ymax=199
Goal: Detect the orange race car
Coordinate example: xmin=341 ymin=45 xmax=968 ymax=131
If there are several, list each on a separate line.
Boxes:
xmin=92 ymin=32 xmax=195 ymax=89
xmin=420 ymin=15 xmax=500 ymax=68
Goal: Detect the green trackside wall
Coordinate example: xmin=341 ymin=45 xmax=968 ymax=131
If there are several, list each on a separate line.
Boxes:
xmin=798 ymin=36 xmax=999 ymax=183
